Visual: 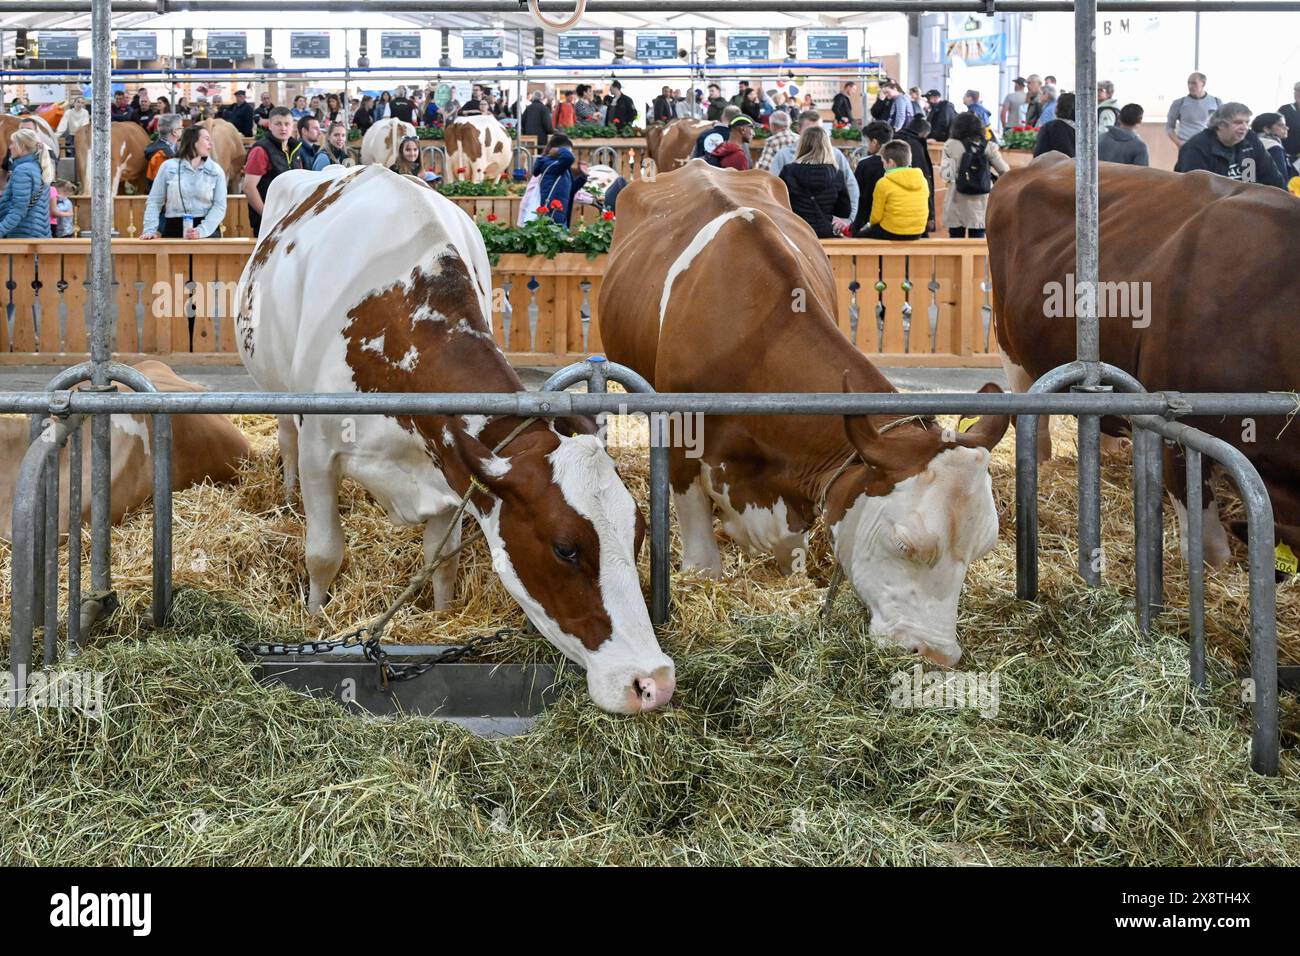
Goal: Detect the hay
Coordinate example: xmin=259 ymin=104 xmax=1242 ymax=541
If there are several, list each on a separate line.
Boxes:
xmin=0 ymin=404 xmax=1297 ymax=865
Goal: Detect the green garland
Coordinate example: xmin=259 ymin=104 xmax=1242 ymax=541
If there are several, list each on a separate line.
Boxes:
xmin=556 ymin=123 xmax=645 ymax=139
xmin=478 ymin=213 xmax=615 ymax=263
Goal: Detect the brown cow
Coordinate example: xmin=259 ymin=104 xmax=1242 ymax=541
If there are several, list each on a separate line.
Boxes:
xmin=444 ymin=114 xmax=512 ymax=182
xmin=198 ymin=117 xmax=247 ymax=187
xmin=599 ymin=163 xmax=1009 ymax=666
xmin=0 ymin=360 xmax=251 ymax=542
xmin=987 ymin=153 xmax=1300 ymax=565
xmin=0 ymin=114 xmax=60 ymax=187
xmin=75 ymin=121 xmax=151 ymax=194
xmin=645 ymin=118 xmax=712 ymax=174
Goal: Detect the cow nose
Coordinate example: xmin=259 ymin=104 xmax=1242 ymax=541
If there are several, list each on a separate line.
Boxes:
xmin=901 ymin=636 xmax=962 ymax=668
xmin=632 ymin=667 xmax=676 ymax=712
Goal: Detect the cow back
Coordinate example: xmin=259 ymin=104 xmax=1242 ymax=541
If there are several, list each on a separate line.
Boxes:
xmin=600 ymin=161 xmax=856 ymax=394
xmin=198 ymin=117 xmax=247 ymax=186
xmin=74 ymin=121 xmax=150 ymax=194
xmin=647 ymin=119 xmax=711 ymax=173
xmin=360 ymin=118 xmax=418 ymax=167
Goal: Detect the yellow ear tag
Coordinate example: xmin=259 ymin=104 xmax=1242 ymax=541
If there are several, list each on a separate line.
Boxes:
xmin=1276 ymin=543 xmax=1297 ymax=575
xmin=957 ymin=416 xmax=980 ymax=434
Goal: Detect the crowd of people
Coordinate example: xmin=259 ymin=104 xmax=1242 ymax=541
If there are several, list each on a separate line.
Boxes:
xmin=3 ymin=70 xmax=1298 ymax=240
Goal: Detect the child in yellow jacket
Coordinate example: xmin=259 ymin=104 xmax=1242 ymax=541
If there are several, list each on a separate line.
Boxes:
xmin=865 ymin=141 xmax=930 ymax=240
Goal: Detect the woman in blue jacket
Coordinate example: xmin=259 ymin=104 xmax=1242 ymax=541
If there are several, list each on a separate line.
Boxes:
xmin=0 ymin=129 xmax=53 ymax=238
xmin=530 ymin=134 xmax=587 ymax=226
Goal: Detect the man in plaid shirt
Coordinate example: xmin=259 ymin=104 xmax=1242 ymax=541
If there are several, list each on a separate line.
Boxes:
xmin=755 ymin=110 xmax=798 ymax=171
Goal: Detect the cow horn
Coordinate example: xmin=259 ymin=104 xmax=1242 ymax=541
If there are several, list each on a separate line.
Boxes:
xmin=954 ymin=382 xmax=1011 ymax=452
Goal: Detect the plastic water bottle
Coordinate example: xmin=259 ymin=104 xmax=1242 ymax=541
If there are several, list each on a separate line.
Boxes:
xmin=182 ymin=215 xmax=194 ymax=236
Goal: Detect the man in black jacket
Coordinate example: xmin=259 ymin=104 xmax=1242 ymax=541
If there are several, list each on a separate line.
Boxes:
xmin=851 ymin=121 xmax=893 ymax=236
xmin=924 ymin=90 xmax=958 ymax=142
xmin=220 ymin=89 xmax=257 ymax=136
xmin=390 ymin=86 xmax=415 ymax=124
xmin=652 ymin=86 xmax=674 ymax=123
xmin=520 ymin=90 xmax=555 ymax=151
xmin=1279 ymin=81 xmax=1300 ymax=161
xmin=832 ymin=82 xmax=858 ymax=125
xmin=243 ymin=107 xmax=305 ymax=236
xmin=604 ymin=81 xmax=638 ymax=129
xmin=1175 ymin=101 xmax=1286 ymax=187
xmin=692 ymin=105 xmax=740 ymax=159
xmin=894 ymin=115 xmax=936 ymax=234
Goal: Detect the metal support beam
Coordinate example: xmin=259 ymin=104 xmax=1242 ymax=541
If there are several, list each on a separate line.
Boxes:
xmin=89 ymin=0 xmax=114 ymax=611
xmin=2 ymin=1 xmax=1300 ymax=12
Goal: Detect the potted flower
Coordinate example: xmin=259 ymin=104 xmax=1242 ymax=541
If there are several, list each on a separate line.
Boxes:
xmin=1001 ymin=125 xmax=1039 ymax=151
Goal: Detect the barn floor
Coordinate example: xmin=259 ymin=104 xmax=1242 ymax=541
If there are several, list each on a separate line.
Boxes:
xmin=0 ymin=401 xmax=1297 ymax=865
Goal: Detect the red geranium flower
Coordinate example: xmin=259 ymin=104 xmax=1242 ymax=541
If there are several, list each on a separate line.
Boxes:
xmin=612 ymin=117 xmax=621 ymax=124
xmin=455 ymin=166 xmax=467 ymax=174
xmin=550 ymin=199 xmax=563 ymax=210
xmin=536 ymin=205 xmax=548 ymax=214
xmin=602 ymin=210 xmax=615 ymax=221
xmin=486 ymin=213 xmax=498 ymax=222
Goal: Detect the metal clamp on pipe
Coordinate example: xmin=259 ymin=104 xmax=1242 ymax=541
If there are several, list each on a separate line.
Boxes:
xmin=48 ymin=390 xmax=74 ymax=416
xmin=985 ymin=0 xmax=996 ymax=14
xmin=1158 ymin=391 xmax=1194 ymax=420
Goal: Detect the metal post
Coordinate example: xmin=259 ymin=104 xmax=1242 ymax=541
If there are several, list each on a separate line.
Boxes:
xmin=1074 ymin=383 xmax=1109 ymax=585
xmin=1133 ymin=425 xmax=1162 ymax=632
xmin=1185 ymin=446 xmax=1205 ymax=687
xmin=89 ymin=0 xmax=114 ymax=606
xmin=649 ymin=431 xmax=671 ymax=627
xmin=67 ymin=424 xmax=84 ymax=658
xmin=43 ymin=442 xmax=62 ymax=666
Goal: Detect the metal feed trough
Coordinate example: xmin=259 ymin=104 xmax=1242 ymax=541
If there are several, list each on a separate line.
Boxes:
xmin=6 ymin=0 xmax=1300 ymax=770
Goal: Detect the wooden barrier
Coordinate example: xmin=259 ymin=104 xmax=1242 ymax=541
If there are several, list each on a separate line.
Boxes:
xmin=71 ymin=194 xmax=254 ymax=238
xmin=0 ymin=238 xmax=998 ymax=368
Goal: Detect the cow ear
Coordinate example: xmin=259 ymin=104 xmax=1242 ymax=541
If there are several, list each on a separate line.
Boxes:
xmin=841 ymin=369 xmax=893 ymax=470
xmin=447 ymin=426 xmax=516 ymax=500
xmin=954 ymin=382 xmax=1011 ymax=452
xmin=633 ymin=505 xmax=647 ymax=561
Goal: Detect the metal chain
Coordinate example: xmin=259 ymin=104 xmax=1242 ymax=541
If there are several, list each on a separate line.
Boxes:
xmin=238 ymin=417 xmax=539 ymax=688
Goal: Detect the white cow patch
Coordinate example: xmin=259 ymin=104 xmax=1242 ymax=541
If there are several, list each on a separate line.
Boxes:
xmin=699 ymin=461 xmax=805 ymax=562
xmin=461 ymin=415 xmax=489 ymax=437
xmin=830 ymin=447 xmax=999 ymax=666
xmin=111 ymin=414 xmax=149 ymax=448
xmin=396 ymin=346 xmax=420 ymax=371
xmin=659 ymin=207 xmax=756 ymax=329
xmin=361 ymin=334 xmax=385 ymax=355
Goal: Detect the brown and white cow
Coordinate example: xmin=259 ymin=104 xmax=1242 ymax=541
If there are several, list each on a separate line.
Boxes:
xmin=359 ymin=117 xmax=418 ymax=167
xmin=75 ymin=120 xmax=151 ymax=194
xmin=235 ymin=165 xmax=674 ymax=713
xmin=0 ymin=360 xmax=251 ymax=542
xmin=444 ymin=115 xmax=512 ymax=183
xmin=988 ymin=153 xmax=1300 ymax=565
xmin=599 ymin=163 xmax=1009 ymax=666
xmin=645 ymin=118 xmax=712 ymax=174
xmin=198 ymin=117 xmax=247 ymax=188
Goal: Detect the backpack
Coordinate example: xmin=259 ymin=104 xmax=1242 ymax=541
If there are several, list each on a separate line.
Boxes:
xmin=1098 ymin=103 xmax=1120 ymax=127
xmin=955 ymin=138 xmax=992 ymax=195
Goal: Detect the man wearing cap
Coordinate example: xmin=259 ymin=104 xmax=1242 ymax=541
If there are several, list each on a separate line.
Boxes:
xmin=925 ymin=89 xmax=958 ymax=141
xmin=1001 ymin=77 xmax=1028 ymax=130
xmin=708 ymin=114 xmax=755 ymax=170
xmin=220 ymin=89 xmax=256 ymax=136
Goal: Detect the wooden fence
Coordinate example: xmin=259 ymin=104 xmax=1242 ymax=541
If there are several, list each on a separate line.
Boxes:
xmin=0 ymin=239 xmax=999 ymax=368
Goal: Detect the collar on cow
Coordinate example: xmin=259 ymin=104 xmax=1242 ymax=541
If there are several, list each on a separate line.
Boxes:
xmin=459 ymin=415 xmax=539 ymax=499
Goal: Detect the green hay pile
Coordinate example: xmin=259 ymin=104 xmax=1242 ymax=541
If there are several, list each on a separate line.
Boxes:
xmin=1 ymin=407 xmax=1298 ymax=865
xmin=1 ymin=584 xmax=1297 ymax=866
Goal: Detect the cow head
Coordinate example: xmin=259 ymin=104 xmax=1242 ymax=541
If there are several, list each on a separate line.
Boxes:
xmin=828 ymin=379 xmax=1009 ymax=667
xmin=450 ymin=425 xmax=675 ymax=714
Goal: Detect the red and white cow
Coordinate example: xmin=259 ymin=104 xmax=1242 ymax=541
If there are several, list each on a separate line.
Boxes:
xmin=360 ymin=118 xmax=418 ymax=167
xmin=600 ymin=163 xmax=1009 ymax=667
xmin=444 ymin=115 xmax=512 ymax=183
xmin=235 ymin=164 xmax=673 ymax=713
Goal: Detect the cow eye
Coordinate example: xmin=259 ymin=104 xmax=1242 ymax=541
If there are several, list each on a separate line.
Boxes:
xmin=891 ymin=528 xmax=917 ymax=561
xmin=553 ymin=542 xmax=579 ymax=565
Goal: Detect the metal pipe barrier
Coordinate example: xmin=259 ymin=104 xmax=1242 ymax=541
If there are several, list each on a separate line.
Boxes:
xmin=4 ymin=1 xmax=1300 ymax=12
